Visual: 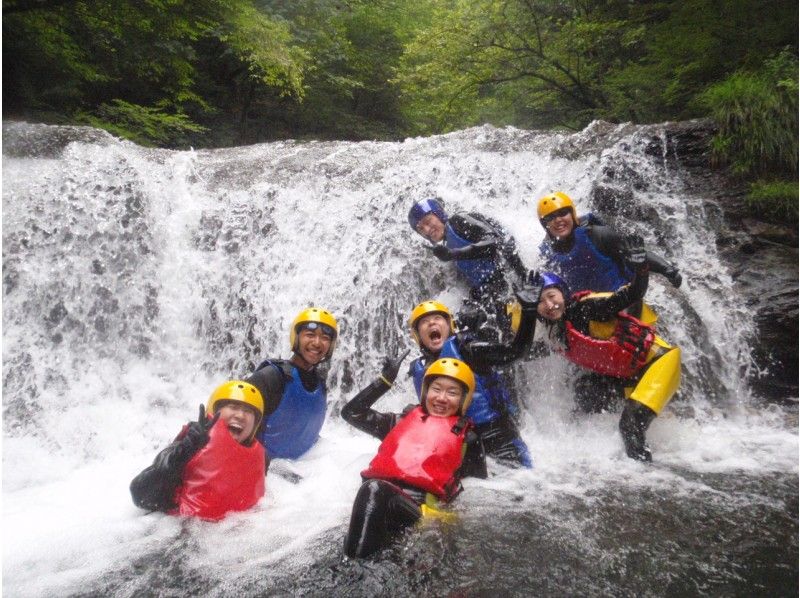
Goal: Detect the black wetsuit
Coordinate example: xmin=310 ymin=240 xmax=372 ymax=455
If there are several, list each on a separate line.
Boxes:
xmin=541 ymin=218 xmax=679 ymax=318
xmin=130 ymin=426 xmax=199 ymax=512
xmin=441 ymin=212 xmax=529 ymax=339
xmin=533 ymin=264 xmax=650 ymax=412
xmin=341 ymin=379 xmax=487 ymax=559
xmin=410 ymin=297 xmax=538 ymax=466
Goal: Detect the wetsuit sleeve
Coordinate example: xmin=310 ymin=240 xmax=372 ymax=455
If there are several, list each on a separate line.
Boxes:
xmin=501 ymin=240 xmax=529 ymax=282
xmin=459 ymin=430 xmax=488 ymax=479
xmin=341 ymin=378 xmax=398 ymax=440
xmin=574 ymin=265 xmax=650 ymax=322
xmin=586 ymin=225 xmax=628 ymax=267
xmin=446 ymin=213 xmax=500 ymax=259
xmin=643 ymin=249 xmax=678 ymax=277
xmin=589 ymin=225 xmax=677 ymax=277
xmin=458 ymin=300 xmax=537 ymax=367
xmin=129 ymin=428 xmax=199 ymax=512
xmin=244 ymin=361 xmax=287 ymax=417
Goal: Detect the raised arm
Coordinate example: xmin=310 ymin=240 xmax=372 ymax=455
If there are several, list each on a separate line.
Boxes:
xmin=130 ymin=405 xmax=218 ymax=512
xmin=341 ymin=350 xmax=409 ymax=440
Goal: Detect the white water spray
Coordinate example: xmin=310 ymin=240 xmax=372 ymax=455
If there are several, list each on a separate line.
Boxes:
xmin=2 ymin=121 xmax=796 ymax=597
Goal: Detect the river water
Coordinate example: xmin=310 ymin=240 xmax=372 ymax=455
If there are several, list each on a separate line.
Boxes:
xmin=2 ymin=121 xmax=797 ymax=597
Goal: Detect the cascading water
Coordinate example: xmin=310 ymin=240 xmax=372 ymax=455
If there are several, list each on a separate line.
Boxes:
xmin=3 ymin=120 xmax=797 ymax=597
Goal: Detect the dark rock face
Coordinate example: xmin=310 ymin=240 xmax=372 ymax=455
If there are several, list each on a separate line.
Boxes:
xmin=665 ymin=120 xmax=798 ymax=402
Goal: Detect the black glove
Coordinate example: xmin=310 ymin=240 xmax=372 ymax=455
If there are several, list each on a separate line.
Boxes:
xmin=456 ymin=302 xmax=487 ymax=332
xmin=181 ymin=404 xmax=219 ymax=455
xmin=624 ymin=235 xmax=647 ymax=269
xmin=428 ymin=244 xmax=453 ymax=261
xmin=663 ymin=266 xmax=682 ymax=288
xmin=380 ymin=348 xmax=410 ymax=386
xmin=514 ymin=286 xmax=540 ymax=311
xmin=526 ymin=271 xmax=545 ymax=306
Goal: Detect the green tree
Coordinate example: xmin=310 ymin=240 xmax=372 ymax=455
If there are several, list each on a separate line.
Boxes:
xmin=258 ymin=0 xmax=416 ymax=140
xmin=3 ymin=0 xmax=306 ymax=146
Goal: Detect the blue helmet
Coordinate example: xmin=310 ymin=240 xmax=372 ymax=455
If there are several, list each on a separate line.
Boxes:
xmin=408 ymin=198 xmax=448 ymax=231
xmin=530 ymin=271 xmax=570 ymax=302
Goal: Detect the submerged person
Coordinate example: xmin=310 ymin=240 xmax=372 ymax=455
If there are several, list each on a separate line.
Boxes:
xmin=407 ymin=295 xmax=539 ymax=467
xmin=536 ymin=191 xmax=682 ymax=321
xmin=341 ymin=357 xmax=487 ymax=559
xmin=408 ymin=197 xmax=529 ymax=337
xmin=245 ymin=307 xmax=338 ymax=460
xmin=529 ymin=238 xmax=681 ymax=462
xmin=130 ymin=380 xmax=266 ymax=521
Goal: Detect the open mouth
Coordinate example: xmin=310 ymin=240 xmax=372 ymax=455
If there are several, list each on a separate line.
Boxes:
xmin=429 ymin=329 xmax=442 ymax=342
xmin=227 ymin=422 xmax=244 ymax=435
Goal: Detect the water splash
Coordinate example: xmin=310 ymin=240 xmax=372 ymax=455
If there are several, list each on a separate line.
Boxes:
xmin=2 ymin=121 xmax=796 ymax=597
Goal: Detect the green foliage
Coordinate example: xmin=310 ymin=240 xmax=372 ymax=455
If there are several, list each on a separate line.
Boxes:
xmin=701 ymin=49 xmax=798 ymax=177
xmin=76 ymin=99 xmax=207 ymax=147
xmin=4 ymin=0 xmax=308 ymax=144
xmin=219 ymin=2 xmax=306 ymax=97
xmin=254 ymin=0 xmax=414 ymax=140
xmin=746 ymin=179 xmax=799 ymax=221
xmin=3 ymin=0 xmax=797 ymax=154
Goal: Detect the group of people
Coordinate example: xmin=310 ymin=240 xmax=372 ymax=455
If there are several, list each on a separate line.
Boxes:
xmin=131 ymin=190 xmax=684 ymax=559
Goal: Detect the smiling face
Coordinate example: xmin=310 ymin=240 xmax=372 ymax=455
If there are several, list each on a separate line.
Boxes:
xmin=293 ymin=327 xmax=333 ymax=369
xmin=215 ymin=402 xmax=258 ymax=444
xmin=542 ymin=207 xmax=575 ymax=240
xmin=537 ymin=287 xmax=566 ymax=321
xmin=415 ymin=213 xmax=446 ymax=243
xmin=424 ymin=376 xmax=464 ymax=417
xmin=416 ymin=313 xmax=450 ymax=353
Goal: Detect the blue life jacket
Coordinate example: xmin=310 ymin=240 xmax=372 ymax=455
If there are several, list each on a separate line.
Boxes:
xmin=445 ymin=223 xmax=497 ymax=288
xmin=411 ymin=336 xmax=512 ymax=425
xmin=539 ymin=225 xmax=630 ymax=293
xmin=258 ymin=362 xmax=327 ymax=459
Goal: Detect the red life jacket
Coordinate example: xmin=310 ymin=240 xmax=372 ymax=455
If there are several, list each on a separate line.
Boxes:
xmin=172 ymin=417 xmax=266 ymax=521
xmin=562 ymin=292 xmax=655 ymax=379
xmin=361 ymin=406 xmax=469 ymax=502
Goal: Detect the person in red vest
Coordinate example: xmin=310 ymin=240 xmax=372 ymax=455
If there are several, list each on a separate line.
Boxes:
xmin=529 ymin=236 xmax=681 ymax=462
xmin=130 ymin=380 xmax=266 ymax=521
xmin=342 ymin=355 xmax=487 ymax=559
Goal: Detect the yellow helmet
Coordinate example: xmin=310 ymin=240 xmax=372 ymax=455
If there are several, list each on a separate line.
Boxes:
xmin=408 ymin=300 xmax=456 ymax=345
xmin=537 ymin=192 xmax=576 ymax=225
xmin=420 ymin=358 xmax=476 ymax=416
xmin=207 ymin=380 xmax=264 ymax=441
xmin=289 ymin=307 xmax=338 ymax=358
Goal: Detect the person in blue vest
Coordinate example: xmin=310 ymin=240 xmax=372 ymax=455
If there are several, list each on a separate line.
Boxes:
xmin=342 ymin=356 xmax=487 ymax=559
xmin=245 ymin=307 xmax=338 ymax=461
xmin=536 ymin=191 xmax=682 ymax=321
xmin=408 ymin=197 xmax=529 ymax=338
xmin=406 ymin=293 xmax=539 ymax=467
xmin=529 ymin=238 xmax=681 ymax=462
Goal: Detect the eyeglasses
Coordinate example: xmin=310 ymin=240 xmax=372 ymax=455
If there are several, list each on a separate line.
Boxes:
xmin=541 ymin=207 xmax=572 ymax=225
xmin=298 ymin=322 xmax=337 ymax=339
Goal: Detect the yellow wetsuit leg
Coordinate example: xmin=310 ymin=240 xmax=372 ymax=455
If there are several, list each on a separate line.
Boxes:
xmin=624 ymin=336 xmax=680 ymax=415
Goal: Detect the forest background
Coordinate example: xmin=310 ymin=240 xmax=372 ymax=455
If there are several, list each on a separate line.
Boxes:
xmin=4 ymin=0 xmax=798 ymax=217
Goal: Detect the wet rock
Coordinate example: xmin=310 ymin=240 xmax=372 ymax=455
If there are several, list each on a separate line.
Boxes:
xmin=2 ymin=121 xmax=115 ymax=158
xmin=664 ymin=120 xmax=798 ymax=401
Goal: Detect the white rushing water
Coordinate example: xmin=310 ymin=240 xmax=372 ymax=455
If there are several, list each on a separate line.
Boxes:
xmin=2 ymin=121 xmax=797 ymax=597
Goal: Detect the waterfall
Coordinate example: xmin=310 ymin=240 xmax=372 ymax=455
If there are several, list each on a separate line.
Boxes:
xmin=3 ymin=121 xmax=796 ymax=597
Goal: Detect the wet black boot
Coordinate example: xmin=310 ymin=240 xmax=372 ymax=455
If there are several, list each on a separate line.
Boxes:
xmin=619 ymin=400 xmax=656 ymax=462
